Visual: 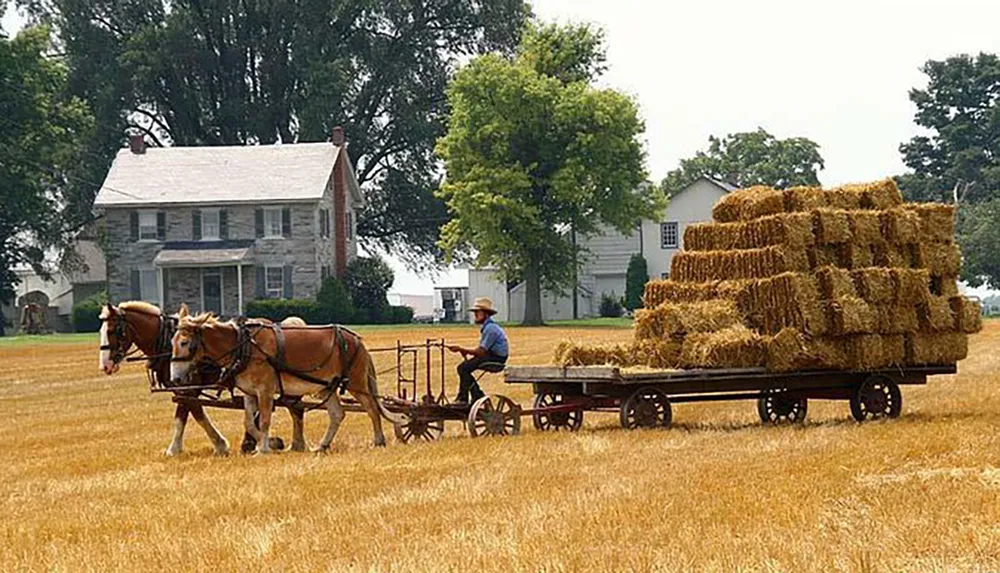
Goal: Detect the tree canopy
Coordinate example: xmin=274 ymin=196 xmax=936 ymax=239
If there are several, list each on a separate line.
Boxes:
xmin=436 ymin=22 xmax=663 ymax=325
xmin=0 ymin=25 xmax=94 ymax=305
xmin=21 ymin=0 xmax=531 ymax=269
xmin=896 ymin=53 xmax=1000 ymax=288
xmin=660 ymin=128 xmax=824 ymax=196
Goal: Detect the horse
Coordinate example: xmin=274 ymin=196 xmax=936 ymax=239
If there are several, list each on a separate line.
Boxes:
xmin=169 ymin=306 xmax=406 ymax=453
xmin=98 ymin=302 xmax=308 ymax=455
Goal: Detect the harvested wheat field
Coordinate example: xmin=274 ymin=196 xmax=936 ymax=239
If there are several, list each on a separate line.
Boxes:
xmin=3 ymin=321 xmax=1000 ymax=572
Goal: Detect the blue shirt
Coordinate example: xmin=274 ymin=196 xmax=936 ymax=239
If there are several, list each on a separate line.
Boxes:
xmin=479 ymin=317 xmax=509 ymax=358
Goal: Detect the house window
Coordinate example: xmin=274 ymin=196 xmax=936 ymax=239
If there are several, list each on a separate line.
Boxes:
xmin=201 ymin=209 xmax=220 ymax=240
xmin=265 ymin=266 xmax=284 ymax=299
xmin=661 ymin=272 xmax=670 ymax=279
xmin=320 ymin=209 xmax=330 ymax=238
xmin=321 ymin=265 xmax=331 ymax=280
xmin=140 ymin=269 xmax=159 ymax=303
xmin=264 ymin=208 xmax=282 ymax=238
xmin=346 ymin=211 xmax=353 ymax=240
xmin=661 ymin=222 xmax=679 ymax=249
xmin=139 ymin=211 xmax=158 ymax=241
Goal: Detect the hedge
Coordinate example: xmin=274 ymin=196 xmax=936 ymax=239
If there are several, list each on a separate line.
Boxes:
xmin=72 ymin=291 xmax=108 ymax=332
xmin=246 ymin=298 xmax=414 ymax=325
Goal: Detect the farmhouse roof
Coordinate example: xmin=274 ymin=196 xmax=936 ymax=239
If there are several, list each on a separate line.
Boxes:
xmin=94 ymin=141 xmax=363 ymax=208
xmin=153 ymin=240 xmax=255 ymax=268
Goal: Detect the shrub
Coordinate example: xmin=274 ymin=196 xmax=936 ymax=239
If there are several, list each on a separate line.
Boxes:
xmin=72 ymin=291 xmax=108 ymax=332
xmin=316 ymin=277 xmax=355 ymax=323
xmin=246 ymin=299 xmax=325 ymax=324
xmin=388 ymin=305 xmax=414 ymax=324
xmin=599 ymin=291 xmax=624 ymax=318
xmin=625 ymin=253 xmax=648 ymax=311
xmin=344 ymin=256 xmax=394 ymax=314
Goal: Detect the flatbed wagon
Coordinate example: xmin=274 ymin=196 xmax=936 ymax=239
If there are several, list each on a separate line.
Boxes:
xmin=505 ymin=364 xmax=958 ymax=430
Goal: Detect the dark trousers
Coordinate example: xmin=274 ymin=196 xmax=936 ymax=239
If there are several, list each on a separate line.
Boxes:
xmin=456 ymin=353 xmax=507 ymax=403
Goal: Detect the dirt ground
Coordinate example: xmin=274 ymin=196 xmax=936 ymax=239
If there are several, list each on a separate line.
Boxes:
xmin=2 ymin=321 xmax=999 ymax=572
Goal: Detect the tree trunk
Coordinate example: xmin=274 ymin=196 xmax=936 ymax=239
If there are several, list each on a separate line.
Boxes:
xmin=522 ymin=262 xmax=544 ymax=326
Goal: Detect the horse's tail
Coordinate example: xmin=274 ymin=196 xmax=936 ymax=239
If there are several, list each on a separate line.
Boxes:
xmin=366 ymin=354 xmax=407 ymax=425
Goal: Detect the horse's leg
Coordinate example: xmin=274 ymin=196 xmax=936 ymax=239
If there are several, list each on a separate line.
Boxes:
xmin=188 ymin=402 xmax=230 ymax=456
xmin=256 ymin=392 xmax=275 ymax=454
xmin=243 ymin=395 xmax=264 ymax=450
xmin=356 ymin=393 xmax=387 ymax=448
xmin=289 ymin=406 xmax=306 ymax=452
xmin=164 ymin=403 xmax=190 ymax=457
xmin=314 ymin=394 xmax=345 ymax=452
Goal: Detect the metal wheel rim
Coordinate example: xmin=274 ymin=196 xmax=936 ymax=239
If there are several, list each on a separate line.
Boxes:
xmin=532 ymin=392 xmax=584 ymax=432
xmin=393 ymin=417 xmax=445 ymax=443
xmin=757 ymin=390 xmax=808 ymax=425
xmin=620 ymin=387 xmax=671 ymax=430
xmin=469 ymin=395 xmax=521 ymax=437
xmin=851 ymin=376 xmax=902 ymax=422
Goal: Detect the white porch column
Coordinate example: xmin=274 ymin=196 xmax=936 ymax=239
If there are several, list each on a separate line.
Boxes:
xmin=237 ymin=264 xmax=244 ymax=316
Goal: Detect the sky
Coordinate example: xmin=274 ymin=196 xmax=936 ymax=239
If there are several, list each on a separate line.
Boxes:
xmin=5 ymin=1 xmax=1000 ymax=295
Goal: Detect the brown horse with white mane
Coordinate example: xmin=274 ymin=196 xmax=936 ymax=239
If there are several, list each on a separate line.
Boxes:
xmin=99 ymin=301 xmax=307 ymax=455
xmin=170 ymin=306 xmax=404 ymax=453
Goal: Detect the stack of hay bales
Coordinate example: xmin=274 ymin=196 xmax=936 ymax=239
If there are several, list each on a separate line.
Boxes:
xmin=554 ymin=179 xmax=982 ymax=371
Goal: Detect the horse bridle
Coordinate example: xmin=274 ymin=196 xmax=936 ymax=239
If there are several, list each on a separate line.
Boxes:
xmin=100 ymin=308 xmax=142 ymax=366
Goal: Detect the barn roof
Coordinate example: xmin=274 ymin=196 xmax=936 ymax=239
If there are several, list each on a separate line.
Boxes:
xmin=94 ymin=142 xmax=363 ymax=208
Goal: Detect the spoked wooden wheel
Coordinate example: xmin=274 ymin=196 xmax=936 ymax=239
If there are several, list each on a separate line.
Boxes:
xmin=620 ymin=386 xmax=672 ymax=430
xmin=468 ymin=395 xmax=522 ymax=437
xmin=532 ymin=392 xmax=584 ymax=432
xmin=850 ymin=375 xmax=902 ymax=422
xmin=757 ymin=390 xmax=808 ymax=425
xmin=393 ymin=416 xmax=445 ymax=443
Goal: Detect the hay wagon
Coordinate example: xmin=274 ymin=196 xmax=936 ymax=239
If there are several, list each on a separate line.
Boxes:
xmin=504 ymin=363 xmax=957 ymax=430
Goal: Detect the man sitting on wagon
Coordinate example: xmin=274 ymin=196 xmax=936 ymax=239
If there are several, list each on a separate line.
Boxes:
xmin=446 ymin=297 xmax=509 ymax=405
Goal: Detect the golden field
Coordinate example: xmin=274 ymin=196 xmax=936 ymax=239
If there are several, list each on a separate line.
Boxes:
xmin=2 ymin=321 xmax=1000 ymax=572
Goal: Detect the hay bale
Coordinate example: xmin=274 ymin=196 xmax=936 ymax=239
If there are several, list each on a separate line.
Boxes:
xmin=661 ymin=300 xmax=742 ymax=336
xmin=918 ymin=295 xmax=955 ymax=331
xmin=841 ymin=243 xmax=876 ymax=270
xmin=816 ymin=266 xmax=857 ymax=299
xmin=849 ymin=211 xmax=884 ymax=244
xmin=829 ymin=179 xmax=903 ymax=210
xmin=671 ymin=245 xmax=810 ymax=282
xmin=642 ymin=279 xmax=749 ymax=307
xmin=811 ymin=245 xmax=842 ymax=269
xmin=842 ymin=334 xmax=905 ymax=369
xmin=934 ymin=275 xmax=960 ymax=298
xmin=892 ymin=268 xmax=931 ymax=305
xmin=851 ymin=268 xmax=895 ymax=305
xmin=765 ymin=329 xmax=849 ymax=372
xmin=783 ymin=186 xmax=827 ymax=212
xmin=553 ymin=341 xmax=633 ymax=367
xmin=875 ymin=304 xmax=919 ymax=334
xmin=825 ymin=189 xmax=864 ymax=211
xmin=737 ymin=272 xmax=828 ymax=335
xmin=813 ymin=209 xmax=852 ymax=244
xmin=873 ymin=243 xmax=912 ymax=268
xmin=630 ymin=339 xmax=683 ymax=369
xmin=680 ymin=325 xmax=766 ymax=369
xmin=905 ymin=203 xmax=955 ymax=243
xmin=913 ymin=242 xmax=962 ymax=276
xmin=683 ymin=213 xmax=814 ymax=252
xmin=950 ymin=296 xmax=983 ymax=334
xmin=880 ymin=208 xmax=920 ymax=244
xmin=905 ymin=332 xmax=969 ymax=365
xmin=712 ymin=186 xmax=783 ymax=222
xmin=825 ymin=296 xmax=877 ymax=335
xmin=634 ymin=306 xmax=667 ymax=339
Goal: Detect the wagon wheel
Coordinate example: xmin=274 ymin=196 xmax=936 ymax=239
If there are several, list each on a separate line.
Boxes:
xmin=620 ymin=386 xmax=672 ymax=430
xmin=850 ymin=375 xmax=902 ymax=422
xmin=532 ymin=391 xmax=584 ymax=432
xmin=468 ymin=395 xmax=522 ymax=437
xmin=393 ymin=415 xmax=445 ymax=444
xmin=757 ymin=390 xmax=808 ymax=425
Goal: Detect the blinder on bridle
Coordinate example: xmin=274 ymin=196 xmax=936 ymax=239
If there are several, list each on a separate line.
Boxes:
xmin=100 ymin=308 xmax=136 ymax=366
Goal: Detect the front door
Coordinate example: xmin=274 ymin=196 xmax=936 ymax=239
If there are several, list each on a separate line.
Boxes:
xmin=202 ymin=268 xmax=222 ymax=316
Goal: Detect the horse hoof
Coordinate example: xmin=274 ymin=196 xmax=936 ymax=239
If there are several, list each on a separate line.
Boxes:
xmin=310 ymin=445 xmax=330 ymax=454
xmin=268 ymin=436 xmax=286 ymax=451
xmin=164 ymin=447 xmax=182 ymax=457
xmin=291 ymin=442 xmax=307 ymax=452
xmin=214 ymin=446 xmax=231 ymax=457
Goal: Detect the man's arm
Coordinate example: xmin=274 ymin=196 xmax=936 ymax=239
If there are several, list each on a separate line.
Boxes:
xmin=446 ymin=344 xmax=488 ymax=357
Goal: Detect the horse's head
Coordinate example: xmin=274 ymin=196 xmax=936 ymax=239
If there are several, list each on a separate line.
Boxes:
xmin=170 ymin=305 xmax=214 ymax=384
xmin=99 ymin=303 xmax=132 ymax=374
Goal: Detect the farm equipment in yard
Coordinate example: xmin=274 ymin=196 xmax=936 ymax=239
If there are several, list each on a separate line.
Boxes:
xmin=504 ymin=363 xmax=957 ymax=429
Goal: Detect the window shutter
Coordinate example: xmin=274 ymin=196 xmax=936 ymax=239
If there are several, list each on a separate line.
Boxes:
xmin=161 ymin=268 xmax=170 ymax=306
xmin=255 ymin=267 xmax=265 ymax=298
xmin=283 ymin=265 xmax=293 ymax=299
xmin=255 ymin=208 xmax=264 ymax=238
xmin=130 ymin=269 xmax=141 ymax=300
xmin=219 ymin=209 xmax=228 ymax=239
xmin=192 ymin=210 xmax=202 ymax=241
xmin=282 ymin=208 xmax=291 ymax=238
xmin=129 ymin=211 xmax=139 ymax=242
xmin=156 ymin=212 xmax=166 ymax=241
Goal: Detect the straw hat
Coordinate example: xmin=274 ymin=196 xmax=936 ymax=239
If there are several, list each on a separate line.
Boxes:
xmin=469 ymin=297 xmax=498 ymax=315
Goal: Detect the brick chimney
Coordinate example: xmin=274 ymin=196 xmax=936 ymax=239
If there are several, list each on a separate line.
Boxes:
xmin=128 ymin=134 xmax=146 ymax=155
xmin=331 ymin=126 xmax=345 ymax=147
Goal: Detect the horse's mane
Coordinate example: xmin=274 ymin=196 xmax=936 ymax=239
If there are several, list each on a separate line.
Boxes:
xmin=179 ymin=312 xmax=222 ymax=330
xmin=119 ymin=301 xmax=162 ymax=316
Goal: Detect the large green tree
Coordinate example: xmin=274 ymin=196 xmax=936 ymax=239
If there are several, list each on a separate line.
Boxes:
xmin=896 ymin=53 xmax=1000 ymax=287
xmin=660 ymin=128 xmax=824 ymax=196
xmin=0 ymin=25 xmax=94 ymax=305
xmin=21 ymin=0 xmax=530 ymax=268
xmin=436 ymin=22 xmax=663 ymax=325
